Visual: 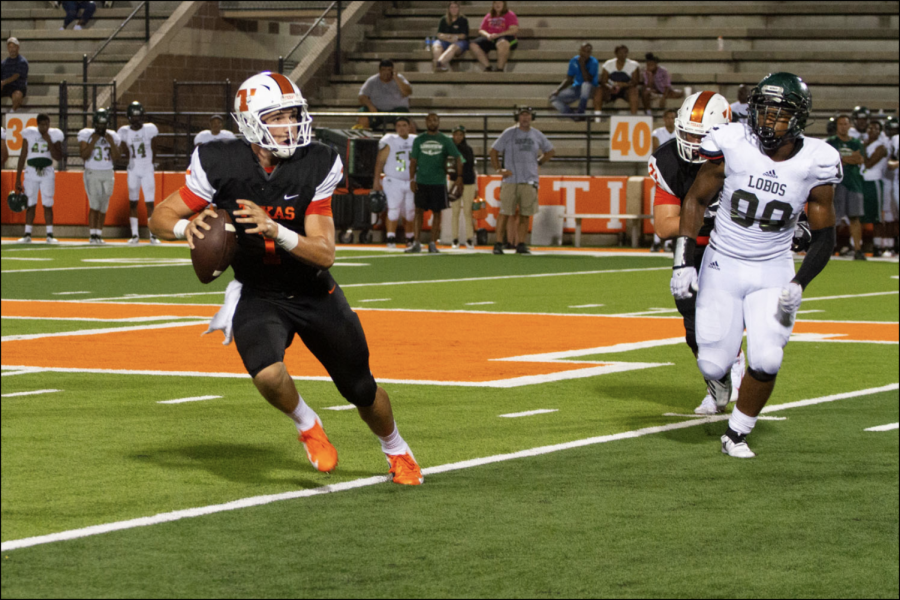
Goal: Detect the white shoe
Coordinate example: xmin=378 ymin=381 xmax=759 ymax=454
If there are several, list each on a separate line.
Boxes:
xmin=452 ymin=240 xmax=460 ymax=249
xmin=74 ymin=24 xmax=82 ymax=30
xmin=18 ymin=234 xmax=32 ymax=243
xmin=96 ymin=236 xmax=106 ymax=245
xmin=730 ymin=350 xmax=745 ymax=402
xmin=46 ymin=235 xmax=59 ymax=244
xmin=386 ymin=241 xmax=396 ymax=249
xmin=694 ymin=394 xmax=720 ymax=415
xmin=149 ymin=234 xmax=161 ymax=245
xmin=466 ymin=240 xmax=474 ymax=250
xmin=127 ymin=235 xmax=140 ymax=245
xmin=721 ymin=434 xmax=756 ymax=458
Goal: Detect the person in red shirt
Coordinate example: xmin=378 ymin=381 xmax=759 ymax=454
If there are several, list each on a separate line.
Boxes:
xmin=469 ymin=1 xmax=519 ymax=72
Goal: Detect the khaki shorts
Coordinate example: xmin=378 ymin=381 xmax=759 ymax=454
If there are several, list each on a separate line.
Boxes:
xmin=499 ymin=183 xmax=538 ymax=216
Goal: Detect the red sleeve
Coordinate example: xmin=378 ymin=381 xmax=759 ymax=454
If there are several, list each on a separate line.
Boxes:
xmin=653 ymin=185 xmax=681 ymax=207
xmin=179 ymin=186 xmax=210 ymax=212
xmin=305 ymin=196 xmax=333 ymax=217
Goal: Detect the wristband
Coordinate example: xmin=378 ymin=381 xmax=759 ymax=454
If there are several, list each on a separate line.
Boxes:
xmin=672 ymin=236 xmax=696 ymax=269
xmin=173 ymin=219 xmax=190 ymax=240
xmin=275 ymin=223 xmax=300 ymax=252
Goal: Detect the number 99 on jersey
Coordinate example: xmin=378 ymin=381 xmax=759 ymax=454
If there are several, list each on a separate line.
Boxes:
xmin=608 ymin=116 xmax=654 ymax=162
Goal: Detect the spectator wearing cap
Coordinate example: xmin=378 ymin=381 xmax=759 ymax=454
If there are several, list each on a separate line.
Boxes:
xmin=357 ymin=59 xmax=413 ymax=131
xmin=549 ymin=42 xmax=599 ymax=120
xmin=60 ymin=1 xmax=97 ymax=30
xmin=194 ymin=115 xmax=236 ymax=146
xmin=469 ymin=1 xmax=518 ymax=73
xmin=1 ymin=38 xmax=28 ymax=112
xmin=431 ymin=1 xmax=469 ymax=72
xmin=489 ymin=106 xmax=554 ymax=254
xmin=641 ymin=53 xmax=682 ymax=113
xmin=448 ymin=125 xmax=477 ymax=249
xmin=599 ymin=45 xmax=640 ymax=115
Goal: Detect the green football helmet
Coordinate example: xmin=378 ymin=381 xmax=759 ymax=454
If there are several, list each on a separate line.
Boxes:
xmin=747 ymin=72 xmax=811 ymax=150
xmin=7 ymin=191 xmax=28 ymax=213
xmin=92 ymin=107 xmax=111 ymax=128
xmin=126 ymin=101 xmax=144 ymax=118
xmin=851 ymin=106 xmax=870 ymax=122
xmin=885 ymin=115 xmax=898 ymax=137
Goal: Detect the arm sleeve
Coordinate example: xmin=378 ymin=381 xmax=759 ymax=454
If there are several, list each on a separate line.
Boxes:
xmin=793 ymin=227 xmax=835 ymax=289
xmin=438 ymin=17 xmax=449 ymax=33
xmin=459 ymin=17 xmax=469 ymax=36
xmin=538 ymin=130 xmax=554 ymax=153
xmin=567 ymin=58 xmax=579 ymax=79
xmin=505 ymin=11 xmax=518 ymax=27
xmin=480 ymin=14 xmax=491 ymax=31
xmin=491 ymin=129 xmax=508 ymax=152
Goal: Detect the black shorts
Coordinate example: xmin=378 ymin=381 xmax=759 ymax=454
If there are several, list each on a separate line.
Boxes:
xmin=232 ymin=281 xmax=378 ymax=407
xmin=414 ymin=183 xmax=449 ymax=212
xmin=473 ymin=35 xmax=517 ymax=53
xmin=0 ymin=84 xmax=26 ymax=98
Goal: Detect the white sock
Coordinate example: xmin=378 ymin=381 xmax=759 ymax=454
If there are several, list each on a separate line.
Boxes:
xmin=387 ymin=233 xmax=396 ymax=240
xmin=378 ymin=422 xmax=410 ymax=456
xmin=130 ymin=217 xmax=139 ymax=236
xmin=45 ymin=225 xmax=53 ymax=235
xmin=728 ymin=406 xmax=758 ymax=436
xmin=405 ymin=233 xmax=414 ymax=240
xmin=288 ymin=394 xmax=319 ymax=432
xmin=874 ymin=236 xmax=882 ymax=248
xmin=653 ymin=233 xmax=661 ymax=244
xmin=24 ymin=225 xmax=33 ymax=235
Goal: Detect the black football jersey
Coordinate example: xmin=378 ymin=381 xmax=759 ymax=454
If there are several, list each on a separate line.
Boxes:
xmin=183 ymin=139 xmax=343 ymax=293
xmin=648 ymin=138 xmax=718 ymax=242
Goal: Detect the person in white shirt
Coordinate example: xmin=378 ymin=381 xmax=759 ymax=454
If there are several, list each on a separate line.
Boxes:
xmin=860 ymin=120 xmax=890 ymax=256
xmin=651 ymin=108 xmax=676 ymax=152
xmin=14 ymin=113 xmax=64 ymax=243
xmin=78 ymin=107 xmax=120 ymax=244
xmin=887 ymin=132 xmax=900 ymax=256
xmin=729 ymin=84 xmax=750 ymax=125
xmin=194 ymin=114 xmax=236 ymax=146
xmin=598 ymin=45 xmax=641 ymax=115
xmin=117 ymin=101 xmax=160 ymax=244
xmin=373 ymin=116 xmax=417 ymax=248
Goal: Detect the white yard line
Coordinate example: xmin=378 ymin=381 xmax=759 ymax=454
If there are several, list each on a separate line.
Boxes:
xmin=157 ymin=396 xmax=223 ymax=405
xmin=2 ymin=257 xmax=53 ymax=261
xmin=499 ymin=409 xmax=558 ymax=418
xmin=52 ymin=291 xmax=92 ymax=295
xmin=2 ymin=382 xmax=894 ymax=553
xmin=465 ymin=301 xmax=495 ymax=306
xmin=1 ymin=264 xmax=194 ymax=274
xmin=569 ymin=304 xmax=605 ymax=308
xmin=356 ymin=299 xmax=391 ymax=303
xmin=663 ymin=413 xmax=787 ymax=421
xmin=2 ymin=316 xmax=209 ymax=323
xmin=803 ymin=290 xmax=899 ymax=302
xmin=1 ymin=389 xmax=62 ymax=398
xmin=0 ymin=320 xmax=209 ymax=342
xmin=864 ymin=422 xmax=899 ymax=432
xmin=0 ymin=367 xmax=46 ymax=377
xmin=324 ymin=405 xmax=357 ymax=411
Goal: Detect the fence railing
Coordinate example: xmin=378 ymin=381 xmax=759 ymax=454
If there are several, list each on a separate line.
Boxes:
xmin=172 ymin=80 xmax=234 ymax=159
xmin=83 ymin=2 xmax=150 ymax=83
xmin=277 ymin=1 xmax=341 ymax=75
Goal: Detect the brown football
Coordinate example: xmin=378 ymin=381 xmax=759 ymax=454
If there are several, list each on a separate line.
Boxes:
xmin=190 ymin=208 xmax=238 ymax=284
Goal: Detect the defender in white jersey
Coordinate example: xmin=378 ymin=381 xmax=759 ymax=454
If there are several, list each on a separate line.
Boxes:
xmin=117 ymin=101 xmax=160 ymax=244
xmin=373 ymin=116 xmax=417 ymax=248
xmin=194 ymin=114 xmax=236 ymax=146
xmin=672 ymin=72 xmax=840 ymax=458
xmin=78 ymin=107 xmax=121 ymax=245
xmin=14 ymin=113 xmax=64 ymax=243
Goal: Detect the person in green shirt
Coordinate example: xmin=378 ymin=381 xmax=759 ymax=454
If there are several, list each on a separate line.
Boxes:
xmin=408 ymin=113 xmax=463 ymax=253
xmin=827 ymin=114 xmax=867 ymax=260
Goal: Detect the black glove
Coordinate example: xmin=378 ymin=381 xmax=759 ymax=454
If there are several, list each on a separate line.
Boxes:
xmin=792 ymin=219 xmax=812 ymax=253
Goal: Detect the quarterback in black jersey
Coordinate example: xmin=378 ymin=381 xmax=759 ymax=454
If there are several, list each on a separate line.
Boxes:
xmin=150 ymin=72 xmax=423 ymax=485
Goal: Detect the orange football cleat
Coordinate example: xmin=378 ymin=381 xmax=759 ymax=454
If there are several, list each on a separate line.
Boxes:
xmin=298 ymin=420 xmax=338 ymax=473
xmin=387 ymin=452 xmax=424 ymax=485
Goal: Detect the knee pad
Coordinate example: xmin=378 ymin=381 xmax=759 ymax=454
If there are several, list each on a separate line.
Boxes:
xmin=747 ymin=348 xmax=781 ymax=380
xmin=697 ymin=358 xmax=729 ymax=382
xmin=339 ymin=374 xmax=377 ymax=408
xmin=387 ymin=206 xmax=400 ymax=222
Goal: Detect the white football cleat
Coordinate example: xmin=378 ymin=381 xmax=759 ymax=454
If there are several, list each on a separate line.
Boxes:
xmin=721 ymin=434 xmax=756 ymax=458
xmin=18 ymin=234 xmax=32 ymax=243
xmin=694 ymin=394 xmax=720 ymax=415
xmin=46 ymin=234 xmax=59 ymax=244
xmin=127 ymin=235 xmax=140 ymax=245
xmin=149 ymin=234 xmax=161 ymax=245
xmin=730 ymin=350 xmax=745 ymax=402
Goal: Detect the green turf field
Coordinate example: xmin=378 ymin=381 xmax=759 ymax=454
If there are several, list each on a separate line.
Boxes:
xmin=1 ymin=240 xmax=898 ymax=598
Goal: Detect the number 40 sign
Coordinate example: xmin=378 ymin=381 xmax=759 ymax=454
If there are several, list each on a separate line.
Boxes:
xmin=608 ymin=115 xmax=653 ymax=162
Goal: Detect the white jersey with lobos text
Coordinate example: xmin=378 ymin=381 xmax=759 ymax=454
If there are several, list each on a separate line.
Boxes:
xmin=117 ymin=123 xmax=158 ymax=170
xmin=77 ymin=128 xmax=121 ymax=170
xmin=699 ymin=122 xmax=842 ymax=261
xmin=22 ymin=126 xmax=64 ymax=169
xmin=379 ymin=133 xmax=416 ymax=181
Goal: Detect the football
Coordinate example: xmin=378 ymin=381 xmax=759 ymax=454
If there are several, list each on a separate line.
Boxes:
xmin=190 ymin=208 xmax=238 ymax=284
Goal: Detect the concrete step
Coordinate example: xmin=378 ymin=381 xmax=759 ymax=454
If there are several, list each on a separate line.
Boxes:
xmin=0 ymin=27 xmax=150 ymax=41
xmin=29 ymin=63 xmax=122 ymax=78
xmin=19 ymin=50 xmax=143 ymax=63
xmin=4 ymin=15 xmax=170 ymax=32
xmin=390 ymin=2 xmax=898 ymax=16
xmin=1 ymin=4 xmax=179 ymax=19
xmin=366 ymin=28 xmax=899 ymax=40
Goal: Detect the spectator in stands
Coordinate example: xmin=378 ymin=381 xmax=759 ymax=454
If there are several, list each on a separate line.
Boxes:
xmin=194 ymin=115 xmax=236 ymax=146
xmin=827 ymin=115 xmax=867 ymax=260
xmin=730 ymin=85 xmax=750 ymax=124
xmin=549 ymin=42 xmax=599 ymax=120
xmin=449 ymin=125 xmax=477 ymax=249
xmin=490 ymin=106 xmax=554 ymax=254
xmin=60 ymin=1 xmax=97 ymax=30
xmin=640 ymin=53 xmax=683 ymax=114
xmin=598 ymin=45 xmax=640 ymax=115
xmin=469 ymin=1 xmax=518 ymax=73
xmin=1 ymin=38 xmax=28 ymax=113
xmin=432 ymin=1 xmax=469 ymax=72
xmin=651 ymin=108 xmax=676 ymax=152
xmin=357 ymin=59 xmax=413 ymax=131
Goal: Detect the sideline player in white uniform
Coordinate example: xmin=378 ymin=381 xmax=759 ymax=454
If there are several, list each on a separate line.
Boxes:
xmin=194 ymin=114 xmax=236 ymax=146
xmin=860 ymin=121 xmax=890 ymax=256
xmin=881 ymin=119 xmax=899 ymax=256
xmin=373 ymin=116 xmax=417 ymax=248
xmin=14 ymin=113 xmax=63 ymax=243
xmin=78 ymin=107 xmax=121 ymax=245
xmin=672 ymin=72 xmax=841 ymax=458
xmin=118 ymin=101 xmax=160 ymax=244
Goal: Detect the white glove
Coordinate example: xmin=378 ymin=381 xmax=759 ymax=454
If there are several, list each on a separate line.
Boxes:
xmin=670 ymin=267 xmax=698 ymax=300
xmin=776 ymin=281 xmax=803 ymax=325
xmin=203 ymin=279 xmax=243 ymax=345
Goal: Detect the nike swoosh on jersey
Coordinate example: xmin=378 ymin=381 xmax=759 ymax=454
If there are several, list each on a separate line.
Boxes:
xmin=285 ymin=194 xmax=299 ymax=200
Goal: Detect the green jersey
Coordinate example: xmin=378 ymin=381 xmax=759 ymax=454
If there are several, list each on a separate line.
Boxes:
xmin=826 ymin=135 xmax=866 ymax=193
xmin=411 ymin=132 xmax=461 ymax=185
